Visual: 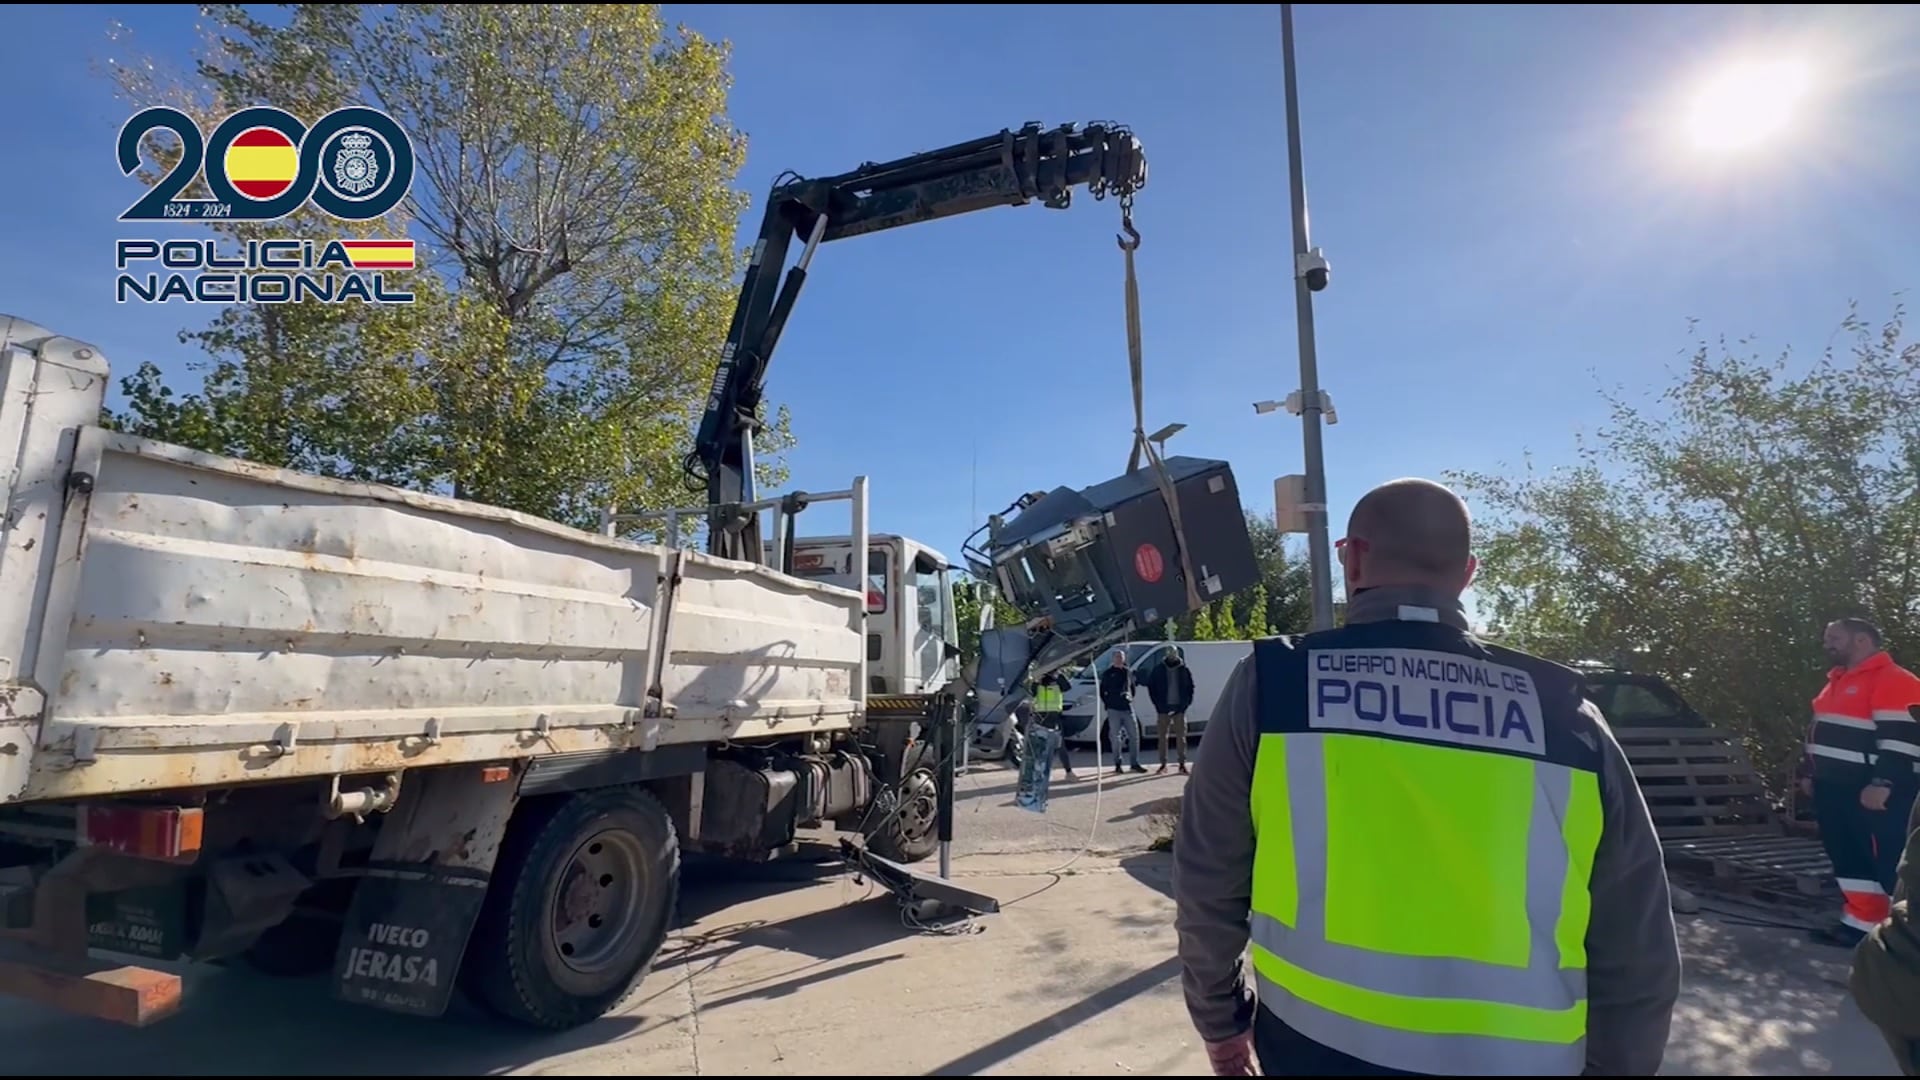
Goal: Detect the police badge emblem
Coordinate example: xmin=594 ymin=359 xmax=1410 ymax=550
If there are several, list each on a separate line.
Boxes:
xmin=332 ymin=131 xmax=380 ymax=196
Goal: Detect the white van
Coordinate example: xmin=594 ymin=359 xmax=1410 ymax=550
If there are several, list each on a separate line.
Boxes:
xmin=1061 ymin=640 xmax=1253 ymax=749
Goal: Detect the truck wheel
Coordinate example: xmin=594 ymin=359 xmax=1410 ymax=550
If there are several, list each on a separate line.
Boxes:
xmin=461 ymin=786 xmax=679 ymax=1030
xmin=865 ymin=756 xmax=939 ymax=864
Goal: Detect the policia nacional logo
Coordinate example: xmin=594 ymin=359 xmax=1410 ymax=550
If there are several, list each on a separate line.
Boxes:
xmin=115 ymin=105 xmax=418 ymax=306
xmin=1309 ymin=647 xmax=1546 ymax=755
xmin=117 ymin=105 xmax=414 ymax=223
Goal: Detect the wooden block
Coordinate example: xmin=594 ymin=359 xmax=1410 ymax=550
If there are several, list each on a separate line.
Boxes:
xmin=0 ymin=940 xmax=181 ymax=1027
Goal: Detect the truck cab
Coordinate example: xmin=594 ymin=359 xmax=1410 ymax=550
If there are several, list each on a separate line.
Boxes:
xmin=784 ymin=534 xmax=961 ymax=695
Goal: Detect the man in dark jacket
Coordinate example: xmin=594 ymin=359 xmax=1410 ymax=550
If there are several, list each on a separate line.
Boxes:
xmin=1851 ymin=704 xmax=1920 ymax=1076
xmin=1146 ymin=645 xmax=1198 ymax=774
xmin=1100 ymin=648 xmax=1146 ymax=775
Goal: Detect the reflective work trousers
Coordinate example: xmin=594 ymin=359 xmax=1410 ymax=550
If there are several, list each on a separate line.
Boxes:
xmin=1813 ymin=777 xmax=1918 ymax=931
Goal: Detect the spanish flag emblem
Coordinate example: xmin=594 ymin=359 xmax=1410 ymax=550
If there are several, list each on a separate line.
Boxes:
xmin=338 ymin=240 xmax=416 ymax=270
xmin=224 ymin=127 xmax=299 ymax=201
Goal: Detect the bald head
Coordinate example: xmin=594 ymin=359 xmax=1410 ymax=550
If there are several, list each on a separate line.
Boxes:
xmin=1343 ymin=478 xmax=1474 ymax=589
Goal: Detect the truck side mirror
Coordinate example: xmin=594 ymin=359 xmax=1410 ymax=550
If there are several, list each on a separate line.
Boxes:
xmin=943 ymin=641 xmax=961 ymax=661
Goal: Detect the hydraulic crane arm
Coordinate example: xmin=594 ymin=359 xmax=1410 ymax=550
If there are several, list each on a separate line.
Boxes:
xmin=686 ymin=121 xmax=1149 ymax=561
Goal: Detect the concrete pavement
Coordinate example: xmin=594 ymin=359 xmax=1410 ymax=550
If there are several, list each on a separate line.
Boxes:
xmin=0 ymin=852 xmax=1216 ymax=1076
xmin=0 ymin=845 xmax=1902 ymax=1075
xmin=949 ymin=746 xmax=1190 ymax=860
xmin=1664 ymin=908 xmax=1902 ymax=1076
xmin=0 ymin=752 xmax=1902 ymax=1076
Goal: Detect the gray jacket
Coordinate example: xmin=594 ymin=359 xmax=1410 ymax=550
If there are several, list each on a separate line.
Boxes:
xmin=1171 ymin=584 xmax=1682 ymax=1075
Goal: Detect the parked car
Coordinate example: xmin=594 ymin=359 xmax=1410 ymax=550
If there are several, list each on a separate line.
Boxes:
xmin=1573 ymin=664 xmax=1802 ymax=830
xmin=1577 ymin=667 xmax=1714 ymax=730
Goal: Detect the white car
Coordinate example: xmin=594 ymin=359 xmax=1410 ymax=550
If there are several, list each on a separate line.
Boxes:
xmin=1061 ymin=640 xmax=1252 ymax=749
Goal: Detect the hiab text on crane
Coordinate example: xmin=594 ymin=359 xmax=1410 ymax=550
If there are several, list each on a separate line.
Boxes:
xmin=113 ymin=238 xmax=416 ymax=305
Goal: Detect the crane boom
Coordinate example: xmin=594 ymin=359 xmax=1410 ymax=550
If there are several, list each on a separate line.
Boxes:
xmin=686 ymin=121 xmax=1149 ymax=562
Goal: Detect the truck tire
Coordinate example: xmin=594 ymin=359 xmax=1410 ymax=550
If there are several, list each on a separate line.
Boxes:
xmin=460 ymin=786 xmax=680 ymax=1030
xmin=864 ymin=745 xmax=939 ymax=864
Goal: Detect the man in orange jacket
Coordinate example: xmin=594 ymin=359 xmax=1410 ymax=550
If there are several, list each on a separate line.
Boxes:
xmin=1808 ymin=618 xmax=1920 ymax=948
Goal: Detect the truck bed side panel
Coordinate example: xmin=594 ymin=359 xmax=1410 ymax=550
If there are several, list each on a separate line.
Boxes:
xmin=0 ymin=321 xmax=110 ymax=802
xmin=665 ymin=555 xmax=860 ymax=723
xmin=16 ymin=430 xmax=863 ymax=803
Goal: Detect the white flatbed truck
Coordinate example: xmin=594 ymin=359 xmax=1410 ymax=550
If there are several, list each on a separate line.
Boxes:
xmin=0 ymin=315 xmax=970 ymax=1029
xmin=0 ymin=116 xmax=1216 ymax=1033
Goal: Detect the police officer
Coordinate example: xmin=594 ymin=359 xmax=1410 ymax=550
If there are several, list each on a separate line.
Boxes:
xmin=1030 ymin=672 xmax=1078 ymax=780
xmin=1171 ymin=478 xmax=1682 ymax=1076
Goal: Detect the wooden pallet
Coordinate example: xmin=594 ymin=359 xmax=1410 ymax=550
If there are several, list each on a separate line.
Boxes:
xmin=1663 ymin=833 xmax=1836 ymax=901
xmin=1614 ymin=725 xmax=1836 ymax=900
xmin=1616 ymin=725 xmax=1777 ymax=839
xmin=1667 ymin=867 xmax=1828 ymax=928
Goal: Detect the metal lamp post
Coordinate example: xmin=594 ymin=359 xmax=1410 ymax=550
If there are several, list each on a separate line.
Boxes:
xmin=1147 ymin=421 xmax=1187 ymax=459
xmin=1279 ymin=2 xmax=1337 ymax=632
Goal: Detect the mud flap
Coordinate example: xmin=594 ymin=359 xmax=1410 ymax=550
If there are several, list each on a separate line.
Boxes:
xmin=331 ymin=765 xmax=519 ymax=1018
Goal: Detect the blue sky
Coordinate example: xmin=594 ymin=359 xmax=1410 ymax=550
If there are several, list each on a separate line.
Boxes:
xmin=6 ymin=3 xmax=1920 ymax=612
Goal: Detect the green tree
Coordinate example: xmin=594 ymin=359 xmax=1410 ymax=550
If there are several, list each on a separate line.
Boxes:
xmin=951 ymin=573 xmax=1025 ymax=671
xmin=1451 ymin=300 xmax=1920 ymax=792
xmin=1243 ymin=512 xmax=1313 ymax=633
xmin=1166 ymin=510 xmax=1311 ymax=639
xmin=98 ymin=4 xmax=793 ymax=533
xmin=1244 ymin=583 xmax=1272 ymax=638
xmin=1211 ymin=599 xmax=1242 ymax=641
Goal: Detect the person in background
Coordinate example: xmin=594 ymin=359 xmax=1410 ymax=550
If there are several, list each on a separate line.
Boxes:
xmin=1099 ymin=648 xmax=1146 ymax=775
xmin=1146 ymin=644 xmax=1197 ymax=774
xmin=1028 ymin=671 xmax=1078 ymax=781
xmin=1172 ymin=477 xmax=1680 ymax=1076
xmin=1805 ymin=618 xmax=1920 ymax=948
xmin=1850 ymin=728 xmax=1920 ymax=1076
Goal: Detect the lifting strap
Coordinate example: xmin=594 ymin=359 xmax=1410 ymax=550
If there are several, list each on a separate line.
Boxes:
xmin=1118 ymin=202 xmax=1206 ymax=617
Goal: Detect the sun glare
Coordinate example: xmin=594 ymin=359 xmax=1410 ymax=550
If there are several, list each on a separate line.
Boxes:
xmin=1680 ymin=56 xmax=1815 ymax=156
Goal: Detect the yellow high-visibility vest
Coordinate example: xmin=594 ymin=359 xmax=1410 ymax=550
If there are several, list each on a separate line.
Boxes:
xmin=1246 ymin=629 xmax=1604 ymax=1075
xmin=1033 ymin=683 xmax=1064 ymax=713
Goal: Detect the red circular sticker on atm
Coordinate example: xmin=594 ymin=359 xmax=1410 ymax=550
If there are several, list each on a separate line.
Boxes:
xmin=1134 ymin=542 xmax=1165 ymax=583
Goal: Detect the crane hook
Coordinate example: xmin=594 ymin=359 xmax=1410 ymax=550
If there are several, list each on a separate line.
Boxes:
xmin=1117 ymin=212 xmax=1141 ymax=252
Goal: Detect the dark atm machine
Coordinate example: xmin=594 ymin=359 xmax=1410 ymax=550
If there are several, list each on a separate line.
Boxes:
xmin=972 ymin=456 xmax=1261 ymax=691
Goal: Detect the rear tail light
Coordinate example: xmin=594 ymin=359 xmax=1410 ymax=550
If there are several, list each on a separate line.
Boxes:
xmin=77 ymin=804 xmax=204 ymax=861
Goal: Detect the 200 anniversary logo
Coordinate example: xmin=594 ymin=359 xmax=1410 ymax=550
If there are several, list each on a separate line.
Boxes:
xmin=115 ymin=104 xmax=419 ymax=305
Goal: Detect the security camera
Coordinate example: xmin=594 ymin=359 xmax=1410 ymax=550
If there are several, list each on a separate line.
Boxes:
xmin=1296 ymin=248 xmax=1331 ymax=293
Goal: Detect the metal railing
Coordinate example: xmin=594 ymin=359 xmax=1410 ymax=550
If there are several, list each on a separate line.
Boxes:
xmin=598 ymin=476 xmax=869 ymax=583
